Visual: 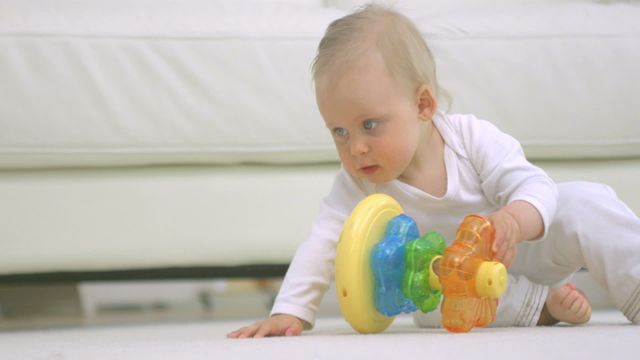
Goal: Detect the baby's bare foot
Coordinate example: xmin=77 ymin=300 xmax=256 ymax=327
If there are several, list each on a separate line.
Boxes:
xmin=538 ymin=283 xmax=592 ymax=326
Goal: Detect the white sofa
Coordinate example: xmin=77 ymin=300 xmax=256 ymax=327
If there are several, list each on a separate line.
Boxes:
xmin=1 ymin=0 xmax=639 ymax=282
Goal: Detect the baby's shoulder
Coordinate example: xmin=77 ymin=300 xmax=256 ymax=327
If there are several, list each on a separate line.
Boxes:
xmin=438 ymin=113 xmax=499 ymax=137
xmin=435 ymin=112 xmax=489 ymax=149
xmin=436 ymin=112 xmax=517 ymax=158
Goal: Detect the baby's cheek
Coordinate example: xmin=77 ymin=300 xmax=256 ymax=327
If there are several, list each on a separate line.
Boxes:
xmin=341 ymin=161 xmax=358 ymax=177
xmin=335 ymin=152 xmax=349 ymax=166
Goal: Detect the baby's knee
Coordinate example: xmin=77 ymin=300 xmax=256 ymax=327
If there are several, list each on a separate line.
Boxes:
xmin=559 ymin=181 xmax=616 ymax=200
xmin=557 ymin=181 xmax=618 ymax=215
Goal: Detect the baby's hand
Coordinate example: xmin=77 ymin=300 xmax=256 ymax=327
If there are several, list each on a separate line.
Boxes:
xmin=486 ymin=209 xmax=522 ymax=268
xmin=227 ymin=314 xmax=304 ymax=338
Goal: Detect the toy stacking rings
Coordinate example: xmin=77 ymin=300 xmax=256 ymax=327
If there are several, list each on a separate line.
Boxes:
xmin=335 ymin=194 xmax=508 ymax=333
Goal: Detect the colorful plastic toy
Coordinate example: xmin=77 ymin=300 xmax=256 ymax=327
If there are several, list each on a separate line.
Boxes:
xmin=335 ymin=194 xmax=507 ymax=334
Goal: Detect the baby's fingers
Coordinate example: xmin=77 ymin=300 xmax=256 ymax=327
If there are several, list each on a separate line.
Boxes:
xmin=254 ymin=322 xmax=300 ymax=338
xmin=492 ymin=240 xmax=513 ymax=267
xmin=492 ymin=235 xmax=506 ymax=259
xmin=498 ymin=245 xmax=517 ymax=268
xmin=491 ymin=227 xmax=510 ymax=255
xmin=227 ymin=324 xmax=259 ymax=339
xmin=226 ymin=328 xmax=244 ymax=338
xmin=254 ymin=323 xmax=277 ymax=338
xmin=284 ymin=321 xmax=303 ymax=336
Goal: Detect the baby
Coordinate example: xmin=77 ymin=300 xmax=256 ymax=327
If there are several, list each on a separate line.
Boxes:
xmin=228 ymin=4 xmax=639 ymax=338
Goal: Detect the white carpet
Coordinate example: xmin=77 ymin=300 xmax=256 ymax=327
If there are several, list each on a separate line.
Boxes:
xmin=0 ymin=311 xmax=635 ymax=360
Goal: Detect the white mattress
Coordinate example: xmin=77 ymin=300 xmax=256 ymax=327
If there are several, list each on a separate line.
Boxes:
xmin=1 ymin=0 xmax=639 ymax=169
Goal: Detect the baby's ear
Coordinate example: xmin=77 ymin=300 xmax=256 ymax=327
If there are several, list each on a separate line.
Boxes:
xmin=416 ymin=84 xmax=437 ymax=121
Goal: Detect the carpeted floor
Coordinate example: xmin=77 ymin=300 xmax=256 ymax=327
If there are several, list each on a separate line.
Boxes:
xmin=0 ymin=310 xmax=635 ymax=359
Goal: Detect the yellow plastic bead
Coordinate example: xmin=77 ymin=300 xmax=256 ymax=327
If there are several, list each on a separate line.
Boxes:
xmin=475 ymin=261 xmax=507 ymax=299
xmin=428 ymin=255 xmax=443 ymax=291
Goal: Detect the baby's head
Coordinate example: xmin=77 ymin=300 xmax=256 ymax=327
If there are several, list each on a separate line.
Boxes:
xmin=312 ymin=3 xmax=441 ymax=106
xmin=312 ymin=4 xmax=442 ymax=183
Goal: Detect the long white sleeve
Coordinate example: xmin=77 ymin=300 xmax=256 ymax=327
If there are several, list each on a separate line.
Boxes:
xmin=270 ymin=169 xmax=368 ymax=328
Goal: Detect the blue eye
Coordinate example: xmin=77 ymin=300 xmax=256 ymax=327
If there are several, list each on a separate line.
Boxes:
xmin=363 ymin=119 xmax=379 ymax=130
xmin=333 ymin=127 xmax=348 ymax=137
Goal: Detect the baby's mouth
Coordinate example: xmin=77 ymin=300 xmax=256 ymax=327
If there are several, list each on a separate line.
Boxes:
xmin=360 ymin=165 xmax=380 ymax=175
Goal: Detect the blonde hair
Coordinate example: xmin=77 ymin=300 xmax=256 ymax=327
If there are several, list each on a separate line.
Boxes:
xmin=312 ymin=3 xmax=444 ymax=103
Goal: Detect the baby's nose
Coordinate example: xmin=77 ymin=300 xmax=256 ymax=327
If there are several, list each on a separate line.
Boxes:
xmin=350 ymin=137 xmax=369 ymax=156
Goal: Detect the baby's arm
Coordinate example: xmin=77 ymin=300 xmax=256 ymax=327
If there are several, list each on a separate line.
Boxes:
xmin=227 ymin=170 xmax=366 ymax=338
xmin=453 ymin=115 xmax=558 ymax=267
xmin=488 ymin=200 xmax=544 ymax=267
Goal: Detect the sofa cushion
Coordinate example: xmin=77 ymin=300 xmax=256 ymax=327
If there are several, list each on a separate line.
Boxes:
xmin=416 ymin=0 xmax=640 ymax=160
xmin=0 ymin=0 xmax=638 ymax=169
xmin=0 ymin=0 xmax=342 ymax=169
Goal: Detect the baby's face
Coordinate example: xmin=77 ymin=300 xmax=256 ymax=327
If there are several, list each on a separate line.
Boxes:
xmin=316 ymin=51 xmax=427 ymax=184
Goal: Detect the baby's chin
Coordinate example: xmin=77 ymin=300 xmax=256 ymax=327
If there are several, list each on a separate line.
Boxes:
xmin=348 ymin=169 xmax=396 ymax=184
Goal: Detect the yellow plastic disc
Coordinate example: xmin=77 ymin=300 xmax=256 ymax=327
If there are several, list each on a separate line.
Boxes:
xmin=335 ymin=194 xmax=404 ymax=334
xmin=475 ymin=261 xmax=508 ymax=299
